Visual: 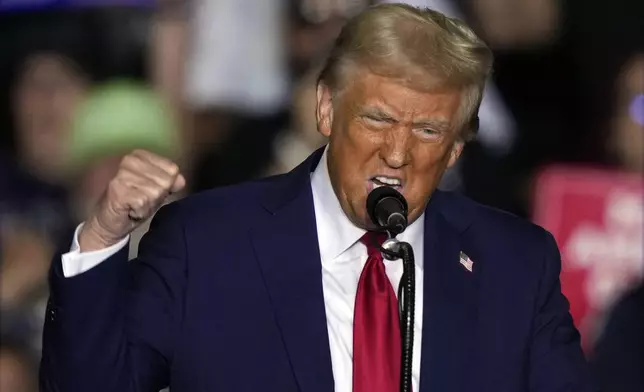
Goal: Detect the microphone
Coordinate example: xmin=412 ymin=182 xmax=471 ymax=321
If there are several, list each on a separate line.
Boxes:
xmin=366 ymin=186 xmax=408 ymax=236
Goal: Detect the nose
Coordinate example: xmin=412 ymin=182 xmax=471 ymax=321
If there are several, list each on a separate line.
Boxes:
xmin=379 ymin=128 xmax=412 ymax=169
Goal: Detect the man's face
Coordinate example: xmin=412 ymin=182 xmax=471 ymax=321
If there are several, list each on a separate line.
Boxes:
xmin=12 ymin=54 xmax=88 ymax=182
xmin=317 ymin=72 xmax=465 ymax=229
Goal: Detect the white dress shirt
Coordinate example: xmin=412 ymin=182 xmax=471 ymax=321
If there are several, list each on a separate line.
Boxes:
xmin=61 ymin=148 xmax=425 ymax=392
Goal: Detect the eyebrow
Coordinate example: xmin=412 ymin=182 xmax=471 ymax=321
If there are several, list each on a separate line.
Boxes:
xmin=360 ymin=107 xmax=451 ymax=130
xmin=361 ymin=107 xmax=397 ymax=122
xmin=413 ymin=118 xmax=451 ymax=130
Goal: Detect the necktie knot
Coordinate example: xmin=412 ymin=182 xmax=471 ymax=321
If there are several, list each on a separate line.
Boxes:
xmin=359 ymin=231 xmax=387 ymax=257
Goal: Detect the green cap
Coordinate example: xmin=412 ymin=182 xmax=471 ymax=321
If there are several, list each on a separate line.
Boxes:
xmin=67 ymin=80 xmax=180 ymax=171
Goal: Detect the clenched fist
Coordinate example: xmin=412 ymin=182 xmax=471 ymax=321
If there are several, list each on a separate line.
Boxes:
xmin=79 ymin=150 xmax=186 ymax=252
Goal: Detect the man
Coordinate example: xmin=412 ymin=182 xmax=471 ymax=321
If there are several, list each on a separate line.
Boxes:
xmin=1 ymin=14 xmax=96 ymax=358
xmin=40 ymin=4 xmax=597 ymax=391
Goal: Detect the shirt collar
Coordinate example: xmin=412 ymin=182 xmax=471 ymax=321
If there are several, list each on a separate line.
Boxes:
xmin=311 ymin=147 xmax=425 ymax=266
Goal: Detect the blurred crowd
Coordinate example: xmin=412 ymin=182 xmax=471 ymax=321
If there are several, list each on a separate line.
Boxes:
xmin=0 ymin=0 xmax=642 ymax=390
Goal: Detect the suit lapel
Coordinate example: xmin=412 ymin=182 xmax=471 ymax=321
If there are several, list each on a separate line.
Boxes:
xmin=420 ymin=194 xmax=480 ymax=392
xmin=250 ymin=148 xmax=334 ymax=392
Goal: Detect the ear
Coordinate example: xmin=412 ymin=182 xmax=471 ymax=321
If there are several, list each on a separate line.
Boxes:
xmin=316 ymin=82 xmax=334 ymax=137
xmin=447 ymin=140 xmax=464 ymax=168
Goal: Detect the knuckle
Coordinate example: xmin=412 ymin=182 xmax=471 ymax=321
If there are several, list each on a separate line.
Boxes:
xmin=161 ymin=177 xmax=175 ymax=191
xmin=107 ymin=178 xmax=122 ymax=194
xmin=152 ymin=186 xmax=165 ymax=201
xmin=131 ymin=148 xmax=148 ymax=158
xmin=115 ymin=166 xmax=129 ymax=180
xmin=166 ymin=162 xmax=180 ymax=177
xmin=121 ymin=154 xmax=136 ymax=167
xmin=133 ymin=196 xmax=147 ymax=209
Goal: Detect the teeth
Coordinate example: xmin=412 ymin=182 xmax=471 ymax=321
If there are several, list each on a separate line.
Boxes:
xmin=374 ymin=176 xmax=401 ymax=186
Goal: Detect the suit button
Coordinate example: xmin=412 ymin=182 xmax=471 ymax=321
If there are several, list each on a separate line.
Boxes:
xmin=48 ymin=307 xmax=56 ymax=321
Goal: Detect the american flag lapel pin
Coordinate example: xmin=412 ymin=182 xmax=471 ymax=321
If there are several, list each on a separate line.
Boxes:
xmin=459 ymin=251 xmax=473 ymax=272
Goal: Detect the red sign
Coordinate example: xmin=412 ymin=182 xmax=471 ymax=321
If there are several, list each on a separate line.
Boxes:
xmin=533 ymin=166 xmax=643 ymax=351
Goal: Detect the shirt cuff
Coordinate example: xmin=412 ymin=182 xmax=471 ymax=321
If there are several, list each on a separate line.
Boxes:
xmin=61 ymin=223 xmax=130 ymax=278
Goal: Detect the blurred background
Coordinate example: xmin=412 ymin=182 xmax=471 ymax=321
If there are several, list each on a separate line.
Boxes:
xmin=0 ymin=0 xmax=641 ymax=390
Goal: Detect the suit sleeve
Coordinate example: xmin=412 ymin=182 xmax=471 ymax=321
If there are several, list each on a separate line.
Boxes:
xmin=528 ymin=230 xmax=599 ymax=392
xmin=40 ymin=202 xmax=187 ymax=392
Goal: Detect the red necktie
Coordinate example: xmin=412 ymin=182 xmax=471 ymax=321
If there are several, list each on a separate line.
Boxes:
xmin=353 ymin=232 xmax=402 ymax=392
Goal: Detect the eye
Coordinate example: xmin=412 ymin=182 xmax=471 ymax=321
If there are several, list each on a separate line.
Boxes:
xmin=361 ymin=114 xmax=389 ymax=128
xmin=415 ymin=128 xmax=443 ymax=141
xmin=364 ymin=114 xmax=384 ymax=122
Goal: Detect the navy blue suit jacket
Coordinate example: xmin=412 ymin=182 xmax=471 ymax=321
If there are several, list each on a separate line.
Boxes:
xmin=40 ymin=149 xmax=597 ymax=391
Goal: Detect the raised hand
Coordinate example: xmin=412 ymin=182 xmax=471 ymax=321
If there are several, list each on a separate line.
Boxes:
xmin=79 ymin=150 xmax=186 ymax=252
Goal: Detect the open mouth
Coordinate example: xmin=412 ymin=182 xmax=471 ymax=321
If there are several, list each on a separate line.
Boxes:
xmin=369 ymin=176 xmax=403 ymax=192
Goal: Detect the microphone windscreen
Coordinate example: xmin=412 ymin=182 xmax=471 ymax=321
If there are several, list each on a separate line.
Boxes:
xmin=366 ymin=186 xmax=408 ymax=229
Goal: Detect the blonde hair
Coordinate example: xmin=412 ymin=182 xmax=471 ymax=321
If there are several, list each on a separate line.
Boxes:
xmin=318 ymin=3 xmax=493 ymax=140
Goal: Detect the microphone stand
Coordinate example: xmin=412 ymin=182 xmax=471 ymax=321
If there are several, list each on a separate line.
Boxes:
xmin=381 ymin=235 xmax=415 ymax=392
